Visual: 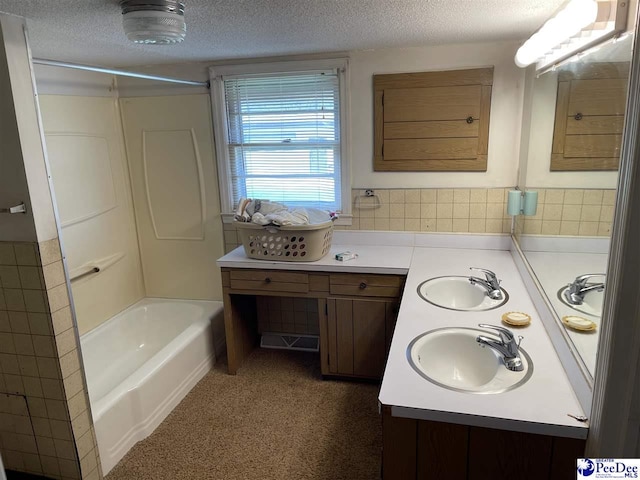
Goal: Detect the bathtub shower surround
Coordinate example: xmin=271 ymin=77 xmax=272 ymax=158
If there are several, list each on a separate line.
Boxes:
xmin=80 ymin=298 xmax=224 ymax=475
xmin=0 ymin=239 xmax=101 ymax=480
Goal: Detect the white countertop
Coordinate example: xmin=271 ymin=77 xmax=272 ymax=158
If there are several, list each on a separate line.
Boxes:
xmin=379 ymin=247 xmax=587 ymax=439
xmin=217 ymin=232 xmax=588 ymax=439
xmin=217 ymin=243 xmax=413 ymax=274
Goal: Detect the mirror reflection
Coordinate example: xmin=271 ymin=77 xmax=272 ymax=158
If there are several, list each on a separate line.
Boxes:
xmin=515 ymin=33 xmax=634 ymax=377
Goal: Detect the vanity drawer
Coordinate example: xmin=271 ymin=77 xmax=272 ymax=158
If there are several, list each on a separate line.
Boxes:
xmin=329 ymin=273 xmax=404 ymax=298
xmin=229 ymin=270 xmax=309 ymax=293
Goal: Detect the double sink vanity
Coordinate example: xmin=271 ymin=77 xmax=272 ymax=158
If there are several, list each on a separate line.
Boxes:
xmin=217 ymin=230 xmax=588 ymax=479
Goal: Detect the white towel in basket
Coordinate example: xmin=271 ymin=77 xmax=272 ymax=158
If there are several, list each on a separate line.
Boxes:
xmin=252 ymin=207 xmax=309 ymax=226
xmin=234 ymin=198 xmax=333 ymax=226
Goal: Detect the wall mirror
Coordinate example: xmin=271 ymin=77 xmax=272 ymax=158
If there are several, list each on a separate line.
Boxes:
xmin=515 ymin=31 xmax=635 ymax=380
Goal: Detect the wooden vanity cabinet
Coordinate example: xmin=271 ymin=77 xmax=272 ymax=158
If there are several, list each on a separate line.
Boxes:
xmin=323 ymin=297 xmax=397 ymax=378
xmin=382 ymin=406 xmax=586 ymax=480
xmin=221 ymin=267 xmax=405 ymax=380
xmin=320 ymin=273 xmax=404 ymax=380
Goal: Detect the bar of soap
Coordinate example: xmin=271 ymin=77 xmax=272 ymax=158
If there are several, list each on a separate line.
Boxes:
xmin=562 ymin=315 xmax=596 ymax=331
xmin=501 ymin=311 xmax=532 ymax=326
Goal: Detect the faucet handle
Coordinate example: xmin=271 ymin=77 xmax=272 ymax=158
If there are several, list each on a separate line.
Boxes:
xmin=470 ymin=267 xmax=499 ymax=283
xmin=477 ymin=323 xmax=514 ymax=343
xmin=574 ymin=273 xmax=606 ymax=286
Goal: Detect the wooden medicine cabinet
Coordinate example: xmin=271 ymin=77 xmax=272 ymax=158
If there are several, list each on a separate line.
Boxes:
xmin=373 ymin=67 xmax=493 ymax=172
xmin=551 ymin=62 xmax=629 ymax=171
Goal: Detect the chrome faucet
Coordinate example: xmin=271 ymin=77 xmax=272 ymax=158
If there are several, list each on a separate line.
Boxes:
xmin=469 ymin=267 xmax=503 ymax=300
xmin=564 ymin=274 xmax=605 ymax=305
xmin=476 ymin=324 xmax=524 ymax=371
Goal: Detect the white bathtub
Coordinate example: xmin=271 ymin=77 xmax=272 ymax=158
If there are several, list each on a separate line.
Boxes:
xmin=80 ymin=298 xmax=225 ymax=475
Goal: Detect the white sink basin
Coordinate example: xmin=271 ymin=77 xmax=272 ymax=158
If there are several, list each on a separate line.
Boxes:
xmin=407 ymin=327 xmax=533 ymax=394
xmin=558 ymin=286 xmax=604 ymax=317
xmin=417 ymin=276 xmax=509 ymax=311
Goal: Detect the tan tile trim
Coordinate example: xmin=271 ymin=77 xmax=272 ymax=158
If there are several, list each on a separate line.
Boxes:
xmin=521 ymin=188 xmax=615 ymax=237
xmin=1 ymin=240 xmax=101 ymax=479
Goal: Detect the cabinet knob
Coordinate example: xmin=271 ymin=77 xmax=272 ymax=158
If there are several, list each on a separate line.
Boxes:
xmin=359 ymin=282 xmax=367 ymax=290
xmin=265 ymin=277 xmax=271 ymax=284
xmin=466 ymin=116 xmax=474 ymax=124
xmin=574 ymin=113 xmax=583 ymax=121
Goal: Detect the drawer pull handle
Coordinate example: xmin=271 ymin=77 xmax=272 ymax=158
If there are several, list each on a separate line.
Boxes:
xmin=359 ymin=282 xmax=367 ymax=289
xmin=265 ymin=277 xmax=271 ymax=284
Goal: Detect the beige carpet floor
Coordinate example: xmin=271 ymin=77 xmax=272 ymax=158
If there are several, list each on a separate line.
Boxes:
xmin=106 ymin=349 xmax=382 ymax=480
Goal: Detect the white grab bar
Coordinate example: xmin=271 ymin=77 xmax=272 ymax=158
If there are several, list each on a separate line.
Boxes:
xmin=69 ymin=252 xmax=125 ymax=282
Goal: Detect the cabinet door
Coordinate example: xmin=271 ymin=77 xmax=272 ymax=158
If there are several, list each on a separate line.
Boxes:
xmin=551 ymin=63 xmax=629 ymax=171
xmin=326 ymin=297 xmax=397 ymax=379
xmin=373 ymin=67 xmax=493 ymax=172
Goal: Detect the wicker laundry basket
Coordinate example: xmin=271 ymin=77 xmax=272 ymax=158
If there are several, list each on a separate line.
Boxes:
xmin=235 ymin=221 xmax=334 ymax=262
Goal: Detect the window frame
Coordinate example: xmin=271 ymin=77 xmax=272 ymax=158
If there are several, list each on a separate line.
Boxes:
xmin=209 ymin=58 xmax=351 ymax=223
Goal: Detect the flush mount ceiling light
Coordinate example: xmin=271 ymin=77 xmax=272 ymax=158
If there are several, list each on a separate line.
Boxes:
xmin=120 ymin=0 xmax=186 ymax=44
xmin=515 ymin=0 xmax=628 ymax=73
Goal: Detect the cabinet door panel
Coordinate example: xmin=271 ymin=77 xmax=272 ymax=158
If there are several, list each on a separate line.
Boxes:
xmin=374 ymin=68 xmax=493 ymax=172
xmin=417 ymin=420 xmax=468 ymax=480
xmin=568 ymin=78 xmax=628 ymax=116
xmin=326 ymin=298 xmax=338 ymax=374
xmin=382 ymin=409 xmax=418 ymax=480
xmin=336 ymin=299 xmax=354 ymax=375
xmin=353 ymin=300 xmax=387 ymax=378
xmin=468 ymin=426 xmax=552 ymax=480
xmin=384 ymin=138 xmax=478 ymax=161
xmin=551 ymin=65 xmax=628 ymax=171
xmin=385 ymin=120 xmax=478 ymax=139
xmin=384 ymin=85 xmax=482 ymax=122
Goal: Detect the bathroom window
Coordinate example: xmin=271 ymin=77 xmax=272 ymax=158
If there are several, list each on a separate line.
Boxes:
xmin=210 ymin=59 xmax=350 ymax=214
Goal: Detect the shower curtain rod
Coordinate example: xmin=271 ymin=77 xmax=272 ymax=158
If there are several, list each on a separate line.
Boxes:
xmin=32 ymin=58 xmax=210 ymax=88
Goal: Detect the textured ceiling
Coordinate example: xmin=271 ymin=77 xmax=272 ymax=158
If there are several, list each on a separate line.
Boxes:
xmin=0 ymin=0 xmax=565 ymax=68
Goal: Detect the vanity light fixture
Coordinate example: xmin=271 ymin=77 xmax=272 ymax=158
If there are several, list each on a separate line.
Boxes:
xmin=120 ymin=0 xmax=186 ymax=44
xmin=515 ymin=0 xmax=628 ymax=73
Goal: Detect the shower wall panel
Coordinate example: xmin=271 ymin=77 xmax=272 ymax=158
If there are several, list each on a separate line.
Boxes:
xmin=120 ymin=94 xmax=224 ymax=300
xmin=39 ymin=96 xmax=144 ymax=335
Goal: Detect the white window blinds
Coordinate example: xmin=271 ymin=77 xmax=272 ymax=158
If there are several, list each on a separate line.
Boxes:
xmin=223 ymin=70 xmax=342 ymax=211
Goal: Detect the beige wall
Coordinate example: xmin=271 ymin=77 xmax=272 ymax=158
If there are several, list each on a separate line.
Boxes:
xmin=120 ymin=94 xmax=225 ymax=300
xmin=38 ymin=95 xmax=145 ymax=335
xmin=0 ymin=19 xmax=40 ymax=242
